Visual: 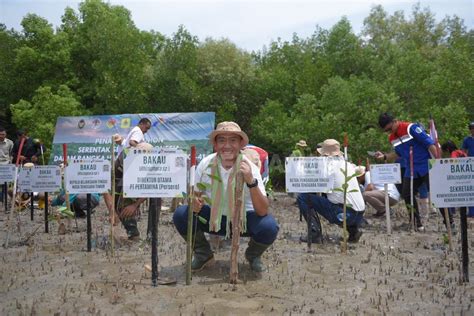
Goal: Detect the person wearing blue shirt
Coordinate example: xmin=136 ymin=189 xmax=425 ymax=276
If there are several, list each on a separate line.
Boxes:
xmin=461 ymin=122 xmax=474 ymax=157
xmin=375 ymin=113 xmax=453 ymax=231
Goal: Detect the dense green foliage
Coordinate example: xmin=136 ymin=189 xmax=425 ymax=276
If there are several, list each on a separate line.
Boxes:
xmin=1 ymin=0 xmax=472 ymax=164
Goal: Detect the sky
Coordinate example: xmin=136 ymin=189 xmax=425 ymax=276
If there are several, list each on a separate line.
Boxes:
xmin=1 ymin=0 xmax=472 ymax=51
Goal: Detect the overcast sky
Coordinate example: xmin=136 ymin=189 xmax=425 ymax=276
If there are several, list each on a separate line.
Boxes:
xmin=1 ymin=0 xmax=472 ymax=51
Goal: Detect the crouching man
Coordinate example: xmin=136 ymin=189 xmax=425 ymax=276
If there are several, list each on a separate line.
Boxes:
xmin=297 ymin=139 xmax=366 ymax=243
xmin=173 ymin=121 xmax=279 ymax=272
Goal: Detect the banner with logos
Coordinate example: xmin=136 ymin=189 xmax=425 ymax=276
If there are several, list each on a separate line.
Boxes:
xmin=49 ymin=112 xmax=215 ymax=164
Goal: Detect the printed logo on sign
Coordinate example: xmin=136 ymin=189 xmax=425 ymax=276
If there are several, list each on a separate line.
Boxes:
xmin=175 ymin=157 xmax=185 ymax=167
xmin=106 ymin=118 xmax=117 ymax=128
xmin=77 ymin=119 xmax=85 ymax=129
xmin=91 ymin=118 xmax=101 ymax=129
xmin=121 ymin=118 xmax=131 ymax=129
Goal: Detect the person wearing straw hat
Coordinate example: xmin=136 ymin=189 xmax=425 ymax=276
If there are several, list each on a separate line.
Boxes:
xmin=292 ymin=139 xmax=309 ymax=157
xmin=374 ymin=113 xmax=453 ymax=231
xmin=112 ymin=133 xmax=125 ymax=155
xmin=173 ymin=121 xmax=279 ymax=272
xmin=296 ymin=139 xmax=366 ymax=243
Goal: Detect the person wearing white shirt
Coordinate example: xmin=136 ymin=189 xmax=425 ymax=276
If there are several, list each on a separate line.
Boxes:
xmin=361 ymin=170 xmax=400 ymax=217
xmin=123 ymin=118 xmax=151 ymax=148
xmin=173 ymin=121 xmax=279 ymax=273
xmin=297 ymin=139 xmax=366 ymax=243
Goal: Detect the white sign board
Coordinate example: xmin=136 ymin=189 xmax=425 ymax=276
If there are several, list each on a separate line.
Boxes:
xmin=370 ymin=163 xmax=401 ymax=184
xmin=66 ymin=159 xmax=111 ymax=194
xmin=285 ymin=157 xmax=333 ymax=193
xmin=429 ymin=158 xmax=474 ymax=208
xmin=31 ymin=166 xmax=61 ymax=192
xmin=0 ymin=164 xmax=16 ymax=183
xmin=18 ymin=167 xmax=33 ymax=192
xmin=123 ymin=148 xmax=187 ymax=198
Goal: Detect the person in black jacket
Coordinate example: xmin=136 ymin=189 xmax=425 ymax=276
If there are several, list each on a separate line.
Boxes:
xmin=12 ymin=130 xmax=42 ymax=164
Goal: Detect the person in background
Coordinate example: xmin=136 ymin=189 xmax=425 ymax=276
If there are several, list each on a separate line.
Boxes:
xmin=51 ymin=190 xmax=100 ymax=218
xmin=112 ymin=142 xmax=149 ymax=240
xmin=442 ymin=139 xmax=472 ymax=218
xmin=12 ymin=130 xmax=42 ymax=164
xmin=244 ymin=144 xmax=270 ymax=186
xmin=292 ymin=140 xmax=309 ymax=157
xmin=442 ymin=140 xmax=467 ymax=158
xmin=461 ymin=122 xmax=474 ymax=157
xmin=112 ymin=133 xmax=125 ymax=155
xmin=0 ymin=126 xmax=13 ymax=202
xmin=375 ymin=113 xmax=453 ymax=231
xmin=297 ymin=139 xmax=366 ymax=243
xmin=123 ymin=118 xmax=151 ymax=148
xmin=357 ymin=166 xmax=400 ymax=217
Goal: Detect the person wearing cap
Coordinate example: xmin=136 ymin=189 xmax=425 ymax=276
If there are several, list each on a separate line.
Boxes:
xmin=292 ymin=140 xmax=309 ymax=157
xmin=173 ymin=121 xmax=279 ymax=272
xmin=123 ymin=118 xmax=152 ymax=148
xmin=461 ymin=122 xmax=474 ymax=157
xmin=357 ymin=166 xmax=400 ymax=217
xmin=12 ymin=130 xmax=42 ymax=164
xmin=374 ymin=113 xmax=453 ymax=231
xmin=296 ymin=139 xmax=366 ymax=243
xmin=112 ymin=133 xmax=125 ymax=155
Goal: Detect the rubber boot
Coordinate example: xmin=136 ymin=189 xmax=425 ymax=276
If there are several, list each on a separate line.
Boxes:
xmin=245 ymin=239 xmax=271 ymax=272
xmin=347 ymin=226 xmax=362 ymax=243
xmin=184 ymin=229 xmax=214 ymax=272
xmin=122 ymin=218 xmax=140 ymax=240
xmin=299 ymin=209 xmax=323 ymax=243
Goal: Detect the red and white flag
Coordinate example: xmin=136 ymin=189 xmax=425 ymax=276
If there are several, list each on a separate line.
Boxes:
xmin=429 ymin=116 xmax=441 ymax=158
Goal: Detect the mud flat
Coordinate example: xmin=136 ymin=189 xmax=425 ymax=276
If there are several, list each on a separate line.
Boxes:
xmin=0 ymin=192 xmax=473 ymax=315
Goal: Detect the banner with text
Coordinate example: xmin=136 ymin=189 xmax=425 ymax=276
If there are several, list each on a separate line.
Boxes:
xmin=50 ymin=112 xmax=215 ymax=165
xmin=429 ymin=158 xmax=474 ymax=208
xmin=123 ymin=147 xmax=187 ymax=198
xmin=285 ymin=157 xmax=333 ymax=193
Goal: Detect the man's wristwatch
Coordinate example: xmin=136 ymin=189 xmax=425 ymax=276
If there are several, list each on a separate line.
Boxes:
xmin=246 ymin=178 xmax=258 ymax=188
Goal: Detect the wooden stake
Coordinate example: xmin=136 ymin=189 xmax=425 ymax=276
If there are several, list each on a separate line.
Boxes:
xmin=230 ymin=172 xmax=244 ymax=284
